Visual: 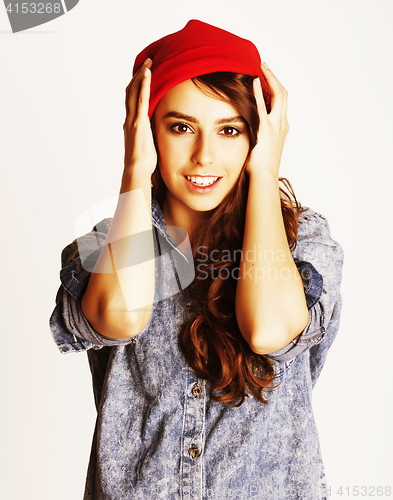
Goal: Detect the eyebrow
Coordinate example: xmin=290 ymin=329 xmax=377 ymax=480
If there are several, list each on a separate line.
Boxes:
xmin=162 ymin=111 xmax=246 ymax=125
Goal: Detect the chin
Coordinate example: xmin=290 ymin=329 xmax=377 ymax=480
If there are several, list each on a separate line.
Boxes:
xmin=187 ymin=199 xmax=223 ymax=213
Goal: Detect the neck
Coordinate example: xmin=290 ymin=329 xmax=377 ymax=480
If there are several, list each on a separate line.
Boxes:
xmin=161 ymin=194 xmax=205 ymax=245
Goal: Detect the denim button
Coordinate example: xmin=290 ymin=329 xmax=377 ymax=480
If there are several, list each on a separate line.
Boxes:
xmin=192 ymin=385 xmax=201 ymax=397
xmin=189 ymin=446 xmax=199 ymax=458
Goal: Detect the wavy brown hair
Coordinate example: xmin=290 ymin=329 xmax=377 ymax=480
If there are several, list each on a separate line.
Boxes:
xmin=152 ymin=72 xmax=301 ymax=406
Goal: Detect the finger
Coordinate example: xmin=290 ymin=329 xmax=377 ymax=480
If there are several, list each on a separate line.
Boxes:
xmin=125 ymin=66 xmax=142 ymax=115
xmin=126 ymin=58 xmax=153 ymax=96
xmin=125 ymin=59 xmax=150 ymax=118
xmin=125 ymin=59 xmax=153 ymax=125
xmin=135 ymin=67 xmax=151 ymax=122
xmin=253 ymin=77 xmax=268 ymax=124
xmin=125 ymin=58 xmax=152 ymax=94
xmin=260 ymin=63 xmax=288 ymax=118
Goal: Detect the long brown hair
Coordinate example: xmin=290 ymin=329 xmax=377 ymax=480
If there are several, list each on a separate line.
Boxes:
xmin=152 ymin=72 xmax=301 ymax=406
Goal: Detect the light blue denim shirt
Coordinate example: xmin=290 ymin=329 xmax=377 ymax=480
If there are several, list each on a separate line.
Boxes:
xmin=50 ymin=200 xmax=343 ymax=500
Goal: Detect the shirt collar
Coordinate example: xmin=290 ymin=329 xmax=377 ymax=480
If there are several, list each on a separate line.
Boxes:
xmin=151 ymin=199 xmax=191 ymax=264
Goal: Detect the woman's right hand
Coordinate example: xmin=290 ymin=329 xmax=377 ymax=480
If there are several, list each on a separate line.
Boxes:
xmin=81 ymin=59 xmax=156 ymax=339
xmin=123 ymin=58 xmax=157 ymax=176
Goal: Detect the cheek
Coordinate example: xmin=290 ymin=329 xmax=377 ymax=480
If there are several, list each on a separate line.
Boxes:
xmin=155 ymin=134 xmax=172 ymax=176
xmin=224 ymin=140 xmax=250 ymax=170
xmin=156 ymin=131 xmax=184 ymax=165
xmin=155 ymin=137 xmax=182 ymax=185
xmin=154 ymin=129 xmax=168 ymax=158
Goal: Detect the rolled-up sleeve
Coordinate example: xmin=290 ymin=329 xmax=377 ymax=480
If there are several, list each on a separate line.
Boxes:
xmin=49 ymin=218 xmax=135 ymax=354
xmin=268 ymin=208 xmax=344 ymax=385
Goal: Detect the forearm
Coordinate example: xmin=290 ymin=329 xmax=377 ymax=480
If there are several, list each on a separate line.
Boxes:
xmin=235 ymin=171 xmax=309 ymax=354
xmin=81 ymin=168 xmax=155 ymax=339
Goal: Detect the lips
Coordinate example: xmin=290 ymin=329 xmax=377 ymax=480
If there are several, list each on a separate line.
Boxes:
xmin=185 ymin=175 xmax=220 ymax=187
xmin=184 ymin=175 xmax=222 ymax=194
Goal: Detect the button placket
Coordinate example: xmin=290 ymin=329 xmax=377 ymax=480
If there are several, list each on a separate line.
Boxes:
xmin=180 ymin=371 xmax=206 ymax=499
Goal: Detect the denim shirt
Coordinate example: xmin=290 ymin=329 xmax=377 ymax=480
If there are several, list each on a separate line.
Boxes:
xmin=50 ymin=200 xmax=343 ymax=500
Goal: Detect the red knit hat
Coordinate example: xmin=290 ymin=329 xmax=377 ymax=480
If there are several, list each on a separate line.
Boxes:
xmin=133 ymin=20 xmax=271 ymax=118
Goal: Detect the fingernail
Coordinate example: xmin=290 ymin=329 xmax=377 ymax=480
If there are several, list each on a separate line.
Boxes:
xmin=262 ymin=62 xmax=270 ymax=70
xmin=144 ymin=67 xmax=150 ymax=77
xmin=255 ymin=77 xmax=261 ymax=87
xmin=144 ymin=58 xmax=151 ymax=65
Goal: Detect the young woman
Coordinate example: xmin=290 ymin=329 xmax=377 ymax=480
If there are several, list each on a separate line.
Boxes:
xmin=50 ymin=20 xmax=343 ymax=500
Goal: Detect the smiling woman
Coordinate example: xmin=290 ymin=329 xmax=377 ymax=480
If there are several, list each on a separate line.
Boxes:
xmin=153 ymin=79 xmax=250 ymax=226
xmin=50 ymin=19 xmax=343 ymax=500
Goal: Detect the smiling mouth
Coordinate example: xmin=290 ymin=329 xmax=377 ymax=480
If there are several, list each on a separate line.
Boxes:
xmin=185 ymin=175 xmax=220 ymax=186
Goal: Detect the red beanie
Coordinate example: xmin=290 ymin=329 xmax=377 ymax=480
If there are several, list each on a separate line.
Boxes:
xmin=133 ymin=20 xmax=271 ymax=118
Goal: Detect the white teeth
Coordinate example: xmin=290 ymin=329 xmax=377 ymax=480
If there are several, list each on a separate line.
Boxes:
xmin=186 ymin=176 xmax=219 ymax=186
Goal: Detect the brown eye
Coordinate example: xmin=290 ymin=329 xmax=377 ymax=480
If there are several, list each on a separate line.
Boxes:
xmin=220 ymin=126 xmax=241 ymax=137
xmin=172 ymin=123 xmax=192 ymax=134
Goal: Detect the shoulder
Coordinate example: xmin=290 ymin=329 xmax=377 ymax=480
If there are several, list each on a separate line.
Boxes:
xmin=297 ymin=207 xmax=335 ymax=243
xmin=57 ymin=217 xmax=114 ymax=304
xmin=293 ymin=206 xmax=344 ymax=309
xmin=61 ymin=218 xmax=113 ymax=269
xmin=295 ymin=207 xmax=344 ymax=264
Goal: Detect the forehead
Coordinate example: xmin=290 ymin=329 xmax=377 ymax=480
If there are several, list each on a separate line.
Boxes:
xmin=154 ymin=79 xmax=241 ymax=119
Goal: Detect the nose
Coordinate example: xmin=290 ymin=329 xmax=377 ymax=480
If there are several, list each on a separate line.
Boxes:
xmin=191 ymin=132 xmax=214 ymax=166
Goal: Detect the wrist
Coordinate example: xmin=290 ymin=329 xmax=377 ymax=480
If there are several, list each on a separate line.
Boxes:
xmin=120 ymin=166 xmax=153 ymax=196
xmin=247 ymin=167 xmax=279 ymax=186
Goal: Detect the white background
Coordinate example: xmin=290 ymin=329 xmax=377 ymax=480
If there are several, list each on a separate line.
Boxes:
xmin=1 ymin=1 xmax=392 ymax=498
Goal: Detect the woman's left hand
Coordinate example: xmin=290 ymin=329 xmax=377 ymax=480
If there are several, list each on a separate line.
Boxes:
xmin=246 ymin=63 xmax=289 ymax=178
